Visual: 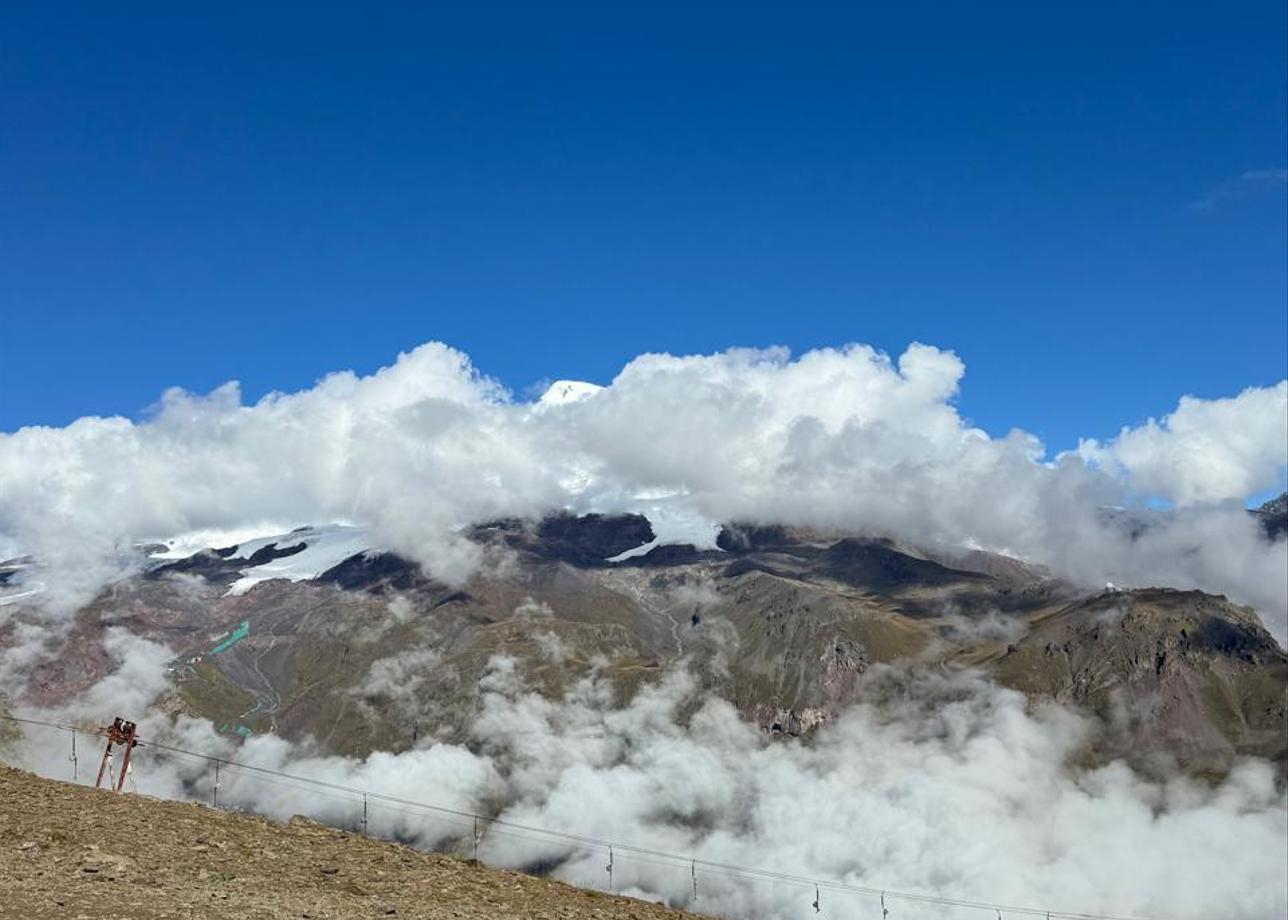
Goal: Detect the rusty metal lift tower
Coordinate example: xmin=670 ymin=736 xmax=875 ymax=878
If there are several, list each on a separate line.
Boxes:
xmin=94 ymin=717 xmax=138 ymax=792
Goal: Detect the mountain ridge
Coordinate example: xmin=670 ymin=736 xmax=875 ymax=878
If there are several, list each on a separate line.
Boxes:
xmin=4 ymin=510 xmax=1281 ymax=778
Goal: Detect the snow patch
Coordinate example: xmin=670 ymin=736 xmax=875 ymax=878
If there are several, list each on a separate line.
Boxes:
xmin=606 ymin=538 xmax=661 ymax=562
xmin=145 ymin=523 xmax=380 ymax=595
xmin=148 ymin=525 xmax=302 ymax=560
xmin=0 ymin=584 xmax=44 ymax=607
xmin=605 ymin=502 xmax=723 ymax=562
xmin=224 ymin=525 xmax=378 ymax=595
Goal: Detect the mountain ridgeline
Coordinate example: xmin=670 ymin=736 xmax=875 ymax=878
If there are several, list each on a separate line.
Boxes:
xmin=9 ymin=495 xmax=1284 ymax=781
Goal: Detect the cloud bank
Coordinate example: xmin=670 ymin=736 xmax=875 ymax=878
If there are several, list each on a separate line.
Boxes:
xmin=9 ymin=647 xmax=1286 ymax=920
xmin=0 ymin=341 xmax=1285 ymax=635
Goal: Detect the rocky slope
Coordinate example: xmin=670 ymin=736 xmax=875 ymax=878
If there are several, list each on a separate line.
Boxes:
xmin=0 ymin=764 xmax=703 ymax=920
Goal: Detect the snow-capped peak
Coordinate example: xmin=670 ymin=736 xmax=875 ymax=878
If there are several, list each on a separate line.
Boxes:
xmin=535 ymin=379 xmax=602 ymax=409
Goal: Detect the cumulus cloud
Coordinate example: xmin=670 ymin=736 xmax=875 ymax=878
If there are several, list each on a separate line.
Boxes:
xmin=8 ymin=648 xmax=1285 ymax=920
xmin=469 ymin=663 xmax=1288 ymax=920
xmin=0 ymin=341 xmax=1284 ymax=637
xmin=1078 ymin=382 xmax=1288 ymax=506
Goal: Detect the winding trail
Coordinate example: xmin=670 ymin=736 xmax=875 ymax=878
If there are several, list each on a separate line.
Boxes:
xmin=599 ymin=571 xmax=686 ymax=658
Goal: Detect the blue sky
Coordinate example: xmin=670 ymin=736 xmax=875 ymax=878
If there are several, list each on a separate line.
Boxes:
xmin=1 ymin=2 xmax=1284 ymax=456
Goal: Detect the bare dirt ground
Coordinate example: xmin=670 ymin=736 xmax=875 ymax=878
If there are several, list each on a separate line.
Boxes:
xmin=0 ymin=764 xmax=705 ymax=920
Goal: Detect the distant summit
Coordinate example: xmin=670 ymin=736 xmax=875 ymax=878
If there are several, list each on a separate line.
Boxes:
xmin=535 ymin=379 xmax=602 ymax=409
xmin=1254 ymin=491 xmax=1288 ymax=540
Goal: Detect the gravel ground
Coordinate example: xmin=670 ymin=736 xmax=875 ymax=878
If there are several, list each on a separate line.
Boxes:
xmin=0 ymin=764 xmax=705 ymax=920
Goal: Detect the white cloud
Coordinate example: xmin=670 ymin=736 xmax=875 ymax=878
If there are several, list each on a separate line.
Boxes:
xmin=13 ymin=652 xmax=1284 ymax=920
xmin=467 ymin=664 xmax=1288 ymax=920
xmin=0 ymin=341 xmax=1284 ymax=638
xmin=1077 ymin=382 xmax=1288 ymax=506
xmin=514 ymin=597 xmax=554 ymax=618
xmin=355 ymin=647 xmax=442 ymax=721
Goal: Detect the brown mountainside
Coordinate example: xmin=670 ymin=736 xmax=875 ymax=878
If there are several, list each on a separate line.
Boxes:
xmin=6 ymin=514 xmax=1286 ymax=778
